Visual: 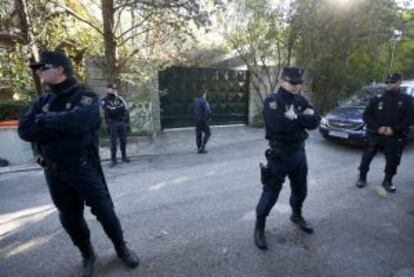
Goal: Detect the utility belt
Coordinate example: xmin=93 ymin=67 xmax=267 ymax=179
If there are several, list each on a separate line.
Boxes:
xmin=36 ymin=150 xmax=94 ymax=170
xmin=259 ymin=142 xmax=305 ymax=185
xmin=268 ymin=141 xmax=305 ymax=157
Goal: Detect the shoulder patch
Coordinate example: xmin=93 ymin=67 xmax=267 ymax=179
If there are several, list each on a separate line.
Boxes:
xmin=268 ymin=100 xmax=278 ymax=110
xmin=80 ymin=96 xmax=93 ymax=106
xmin=42 ymin=103 xmax=49 ymax=112
xmin=377 ymin=101 xmax=383 ymax=110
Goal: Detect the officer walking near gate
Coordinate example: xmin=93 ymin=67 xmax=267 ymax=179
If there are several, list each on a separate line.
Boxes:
xmin=101 ymin=83 xmax=130 ymax=167
xmin=18 ymin=51 xmax=139 ymax=277
xmin=191 ymin=90 xmax=212 ymax=153
xmin=355 ymin=73 xmax=414 ymax=192
xmin=254 ymin=66 xmax=320 ymax=250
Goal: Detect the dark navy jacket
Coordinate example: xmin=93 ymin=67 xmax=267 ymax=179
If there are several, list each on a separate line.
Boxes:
xmin=191 ymin=96 xmax=212 ymax=121
xmin=18 ymin=78 xmax=101 ymax=163
xmin=101 ymin=94 xmax=128 ymax=123
xmin=363 ymin=89 xmax=414 ymax=137
xmin=263 ymin=87 xmax=320 ymax=145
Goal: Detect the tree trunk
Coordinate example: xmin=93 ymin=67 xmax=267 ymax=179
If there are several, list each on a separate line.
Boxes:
xmin=101 ymin=0 xmax=118 ymax=83
xmin=15 ymin=0 xmax=42 ymax=95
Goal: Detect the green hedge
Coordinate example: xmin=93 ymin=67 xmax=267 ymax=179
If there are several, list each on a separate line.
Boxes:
xmin=0 ymin=100 xmax=30 ymax=121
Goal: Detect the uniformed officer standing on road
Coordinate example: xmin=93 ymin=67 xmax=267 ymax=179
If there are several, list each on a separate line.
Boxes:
xmin=18 ymin=51 xmax=139 ymax=277
xmin=355 ymin=73 xmax=414 ymax=192
xmin=254 ymin=67 xmax=320 ymax=250
xmin=101 ymin=83 xmax=130 ymax=167
xmin=191 ymin=90 xmax=212 ymax=153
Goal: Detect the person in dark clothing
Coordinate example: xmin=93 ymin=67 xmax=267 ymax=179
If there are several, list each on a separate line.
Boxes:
xmin=191 ymin=90 xmax=212 ymax=153
xmin=355 ymin=73 xmax=414 ymax=193
xmin=254 ymin=66 xmax=320 ymax=250
xmin=18 ymin=51 xmax=139 ymax=277
xmin=101 ymin=84 xmax=130 ymax=167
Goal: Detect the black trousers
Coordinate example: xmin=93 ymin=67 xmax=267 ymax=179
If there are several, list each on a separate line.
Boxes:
xmin=358 ymin=135 xmax=406 ymax=179
xmin=195 ymin=120 xmax=211 ymax=149
xmin=256 ymin=150 xmax=308 ymax=219
xmin=44 ymin=159 xmax=124 ymax=250
xmin=110 ymin=121 xmax=127 ymax=160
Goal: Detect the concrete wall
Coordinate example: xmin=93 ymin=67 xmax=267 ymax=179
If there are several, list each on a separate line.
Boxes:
xmin=248 ymin=67 xmax=279 ymax=125
xmin=0 ymin=127 xmax=34 ymax=164
xmin=85 ymin=56 xmax=161 ymax=135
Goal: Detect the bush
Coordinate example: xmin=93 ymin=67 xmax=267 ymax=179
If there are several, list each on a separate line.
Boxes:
xmin=251 ymin=113 xmax=264 ymax=128
xmin=0 ymin=100 xmax=30 ymax=121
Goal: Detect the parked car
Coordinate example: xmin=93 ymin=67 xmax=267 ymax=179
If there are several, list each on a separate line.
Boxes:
xmin=319 ymin=81 xmax=414 ymax=145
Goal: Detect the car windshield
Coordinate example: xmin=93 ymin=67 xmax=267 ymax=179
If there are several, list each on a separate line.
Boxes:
xmin=400 ymin=86 xmax=414 ymax=96
xmin=342 ymin=86 xmax=384 ymax=107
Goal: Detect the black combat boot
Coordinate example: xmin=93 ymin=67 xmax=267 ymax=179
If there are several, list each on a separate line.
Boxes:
xmin=290 ymin=211 xmax=314 ymax=234
xmin=110 ymin=153 xmax=117 ymax=167
xmin=115 ymin=243 xmax=140 ymax=268
xmin=382 ymin=177 xmax=396 ymax=193
xmin=78 ymin=242 xmax=96 ymax=277
xmin=121 ymin=149 xmax=130 ymax=162
xmin=198 ymin=145 xmax=207 ymax=154
xmin=254 ymin=217 xmax=268 ymax=250
xmin=355 ymin=172 xmax=367 ymax=188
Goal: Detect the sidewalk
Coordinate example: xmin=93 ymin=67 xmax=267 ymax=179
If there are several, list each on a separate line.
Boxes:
xmin=0 ymin=125 xmax=264 ymax=175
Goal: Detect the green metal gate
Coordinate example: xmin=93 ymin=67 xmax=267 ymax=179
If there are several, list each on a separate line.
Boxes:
xmin=159 ymin=66 xmax=249 ymax=128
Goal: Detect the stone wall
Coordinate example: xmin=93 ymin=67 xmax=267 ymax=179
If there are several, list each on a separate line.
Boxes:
xmin=85 ymin=56 xmax=161 ymax=135
xmin=248 ymin=67 xmax=279 ymax=125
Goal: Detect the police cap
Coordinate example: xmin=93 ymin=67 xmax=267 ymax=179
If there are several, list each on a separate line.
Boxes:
xmin=281 ymin=66 xmax=304 ymax=85
xmin=30 ymin=50 xmax=73 ymax=75
xmin=385 ymin=73 xmax=402 ymax=83
xmin=107 ymin=83 xmax=117 ymax=89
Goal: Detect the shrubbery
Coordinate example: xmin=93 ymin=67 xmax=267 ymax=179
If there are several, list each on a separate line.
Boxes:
xmin=251 ymin=113 xmax=264 ymax=128
xmin=0 ymin=100 xmax=30 ymax=121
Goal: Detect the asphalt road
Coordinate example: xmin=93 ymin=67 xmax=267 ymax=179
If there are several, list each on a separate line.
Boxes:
xmin=1 ymin=130 xmax=413 ymax=277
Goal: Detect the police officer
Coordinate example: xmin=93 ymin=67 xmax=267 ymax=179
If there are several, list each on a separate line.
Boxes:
xmin=101 ymin=83 xmax=130 ymax=167
xmin=191 ymin=90 xmax=212 ymax=153
xmin=254 ymin=66 xmax=320 ymax=250
xmin=355 ymin=73 xmax=414 ymax=192
xmin=18 ymin=51 xmax=139 ymax=277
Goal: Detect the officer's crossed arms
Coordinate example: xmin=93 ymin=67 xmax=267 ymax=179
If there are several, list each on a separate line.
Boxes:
xmin=284 ymin=104 xmax=315 ymax=120
xmin=34 ymin=92 xmax=100 ymax=136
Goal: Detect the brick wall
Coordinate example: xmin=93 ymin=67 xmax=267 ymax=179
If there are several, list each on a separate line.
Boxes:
xmin=85 ymin=56 xmax=161 ymax=135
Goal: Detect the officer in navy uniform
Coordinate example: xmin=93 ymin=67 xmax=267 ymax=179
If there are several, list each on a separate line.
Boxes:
xmin=356 ymin=73 xmax=414 ymax=192
xmin=191 ymin=90 xmax=212 ymax=153
xmin=18 ymin=51 xmax=139 ymax=277
xmin=254 ymin=66 xmax=320 ymax=250
xmin=101 ymin=83 xmax=130 ymax=167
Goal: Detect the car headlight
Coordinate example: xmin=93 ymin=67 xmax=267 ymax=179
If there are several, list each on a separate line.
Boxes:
xmin=320 ymin=117 xmax=328 ymax=127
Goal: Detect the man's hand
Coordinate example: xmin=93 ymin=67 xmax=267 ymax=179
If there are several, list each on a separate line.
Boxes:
xmin=384 ymin=127 xmax=394 ymax=136
xmin=284 ymin=105 xmax=297 ymax=120
xmin=378 ymin=126 xmax=387 ymax=135
xmin=303 ymin=108 xmax=315 ymax=115
xmin=34 ymin=113 xmax=46 ymax=127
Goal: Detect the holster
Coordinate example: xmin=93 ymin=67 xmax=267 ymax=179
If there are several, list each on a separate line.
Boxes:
xmin=259 ymin=162 xmax=272 ymax=185
xmin=36 ymin=154 xmax=89 ymax=170
xmin=35 ymin=155 xmax=47 ymax=168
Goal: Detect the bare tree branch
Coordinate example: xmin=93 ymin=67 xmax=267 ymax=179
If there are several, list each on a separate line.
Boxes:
xmin=116 ymin=11 xmax=156 ymax=39
xmin=115 ymin=0 xmax=195 ymax=11
xmin=118 ymin=48 xmax=140 ymax=69
xmin=118 ymin=27 xmax=155 ymax=47
xmin=114 ymin=5 xmax=128 ymax=33
xmin=50 ymin=0 xmax=103 ymax=35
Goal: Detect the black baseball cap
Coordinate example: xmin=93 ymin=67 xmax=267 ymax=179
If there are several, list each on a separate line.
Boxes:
xmin=30 ymin=50 xmax=73 ymax=74
xmin=281 ymin=66 xmax=304 ymax=85
xmin=107 ymin=83 xmax=117 ymax=89
xmin=385 ymin=73 xmax=402 ymax=83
